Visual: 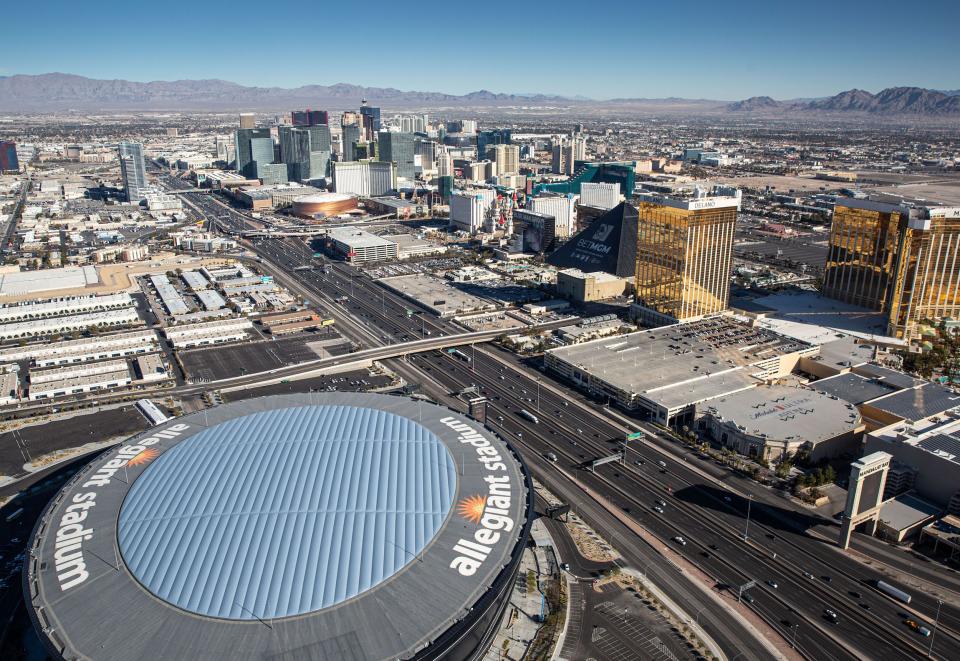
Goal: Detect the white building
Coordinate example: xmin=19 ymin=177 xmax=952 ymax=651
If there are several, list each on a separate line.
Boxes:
xmin=332 ymin=161 xmax=395 ymax=197
xmin=0 ymin=307 xmax=141 ymax=341
xmin=450 ymin=189 xmax=496 ymax=234
xmin=579 ymin=182 xmax=621 ymax=210
xmin=529 ymin=194 xmax=578 ymax=237
xmin=326 ymin=228 xmax=399 ymax=264
xmin=164 ymin=318 xmax=253 ymax=348
xmin=0 ymin=293 xmax=133 ymax=324
xmin=0 ymin=330 xmax=159 ymax=366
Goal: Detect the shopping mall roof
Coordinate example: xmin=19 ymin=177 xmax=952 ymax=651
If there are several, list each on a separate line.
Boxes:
xmin=27 ymin=393 xmax=529 ymax=661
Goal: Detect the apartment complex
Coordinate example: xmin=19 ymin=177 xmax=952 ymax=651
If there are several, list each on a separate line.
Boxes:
xmin=632 ymin=186 xmax=741 ymax=324
xmin=823 ymin=199 xmax=960 ymax=339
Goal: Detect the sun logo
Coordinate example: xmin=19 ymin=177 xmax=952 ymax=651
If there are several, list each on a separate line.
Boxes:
xmin=457 ymin=494 xmax=486 ymax=524
xmin=126 ymin=448 xmax=160 ymax=467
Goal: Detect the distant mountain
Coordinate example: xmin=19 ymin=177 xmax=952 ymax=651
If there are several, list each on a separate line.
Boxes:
xmin=729 ymin=86 xmax=960 ymax=116
xmin=726 ymin=96 xmax=781 ymax=111
xmin=0 ymin=73 xmax=577 ymax=111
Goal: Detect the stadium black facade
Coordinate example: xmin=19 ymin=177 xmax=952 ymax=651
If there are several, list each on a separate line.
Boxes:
xmin=25 ymin=393 xmax=532 ymax=660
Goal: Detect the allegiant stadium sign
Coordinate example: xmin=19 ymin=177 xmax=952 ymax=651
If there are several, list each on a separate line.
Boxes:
xmin=439 ymin=417 xmax=516 ymax=577
xmin=51 ymin=423 xmax=190 ymax=592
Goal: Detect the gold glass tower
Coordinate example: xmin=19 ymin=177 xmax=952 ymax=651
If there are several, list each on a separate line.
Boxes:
xmin=823 ymin=200 xmax=960 ymax=339
xmin=634 ymin=189 xmax=740 ymax=323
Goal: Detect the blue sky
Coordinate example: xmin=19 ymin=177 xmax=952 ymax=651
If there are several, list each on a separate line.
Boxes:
xmin=4 ymin=1 xmax=958 ymax=100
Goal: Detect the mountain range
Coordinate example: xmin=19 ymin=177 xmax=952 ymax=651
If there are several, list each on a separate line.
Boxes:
xmin=727 ymin=87 xmax=960 ymax=116
xmin=0 ymin=74 xmax=958 ymax=118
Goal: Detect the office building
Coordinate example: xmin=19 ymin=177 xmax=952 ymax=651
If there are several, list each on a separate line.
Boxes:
xmin=486 ymin=144 xmax=520 ymax=176
xmin=279 ymin=125 xmax=331 ymax=182
xmin=235 ymin=128 xmax=274 ymax=179
xmin=437 ymin=147 xmax=454 ymax=178
xmin=118 ymin=141 xmax=147 ymax=202
xmin=477 ymin=129 xmax=511 ymax=162
xmin=331 ymin=161 xmax=395 ymax=197
xmin=291 ymin=109 xmax=328 ymax=126
xmin=238 ymin=113 xmax=255 ymax=129
xmin=551 ymin=135 xmax=586 ymax=175
xmin=342 ymin=123 xmax=361 ymax=162
xmin=633 ymin=185 xmax=741 ymax=324
xmin=822 ymin=199 xmax=960 ymax=339
xmin=378 ymin=131 xmax=416 ymax=180
xmin=360 ymin=100 xmax=381 ymax=136
xmin=0 ymin=141 xmax=19 ymax=173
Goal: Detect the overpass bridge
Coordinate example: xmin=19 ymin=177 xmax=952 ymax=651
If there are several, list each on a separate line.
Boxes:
xmin=175 ymin=325 xmax=548 ymax=396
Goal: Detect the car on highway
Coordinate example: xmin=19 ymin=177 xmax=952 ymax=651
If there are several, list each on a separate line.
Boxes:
xmin=656 ymin=499 xmax=667 ymax=508
xmin=821 ymin=575 xmax=832 ymax=583
xmin=672 ymin=536 xmax=687 ymax=546
xmin=823 ymin=608 xmax=838 ymax=623
xmin=653 ymin=506 xmax=664 ymax=514
xmin=766 ymin=580 xmax=779 ymax=589
xmin=742 ymin=593 xmax=755 ymax=604
xmin=905 ymin=619 xmax=931 ymax=636
xmin=802 ymin=571 xmax=814 ymax=579
xmin=635 ymin=459 xmax=645 ymax=466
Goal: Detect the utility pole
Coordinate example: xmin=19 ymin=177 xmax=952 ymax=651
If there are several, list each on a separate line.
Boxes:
xmin=743 ymin=494 xmax=754 ymax=542
xmin=928 ymin=599 xmax=943 ymax=657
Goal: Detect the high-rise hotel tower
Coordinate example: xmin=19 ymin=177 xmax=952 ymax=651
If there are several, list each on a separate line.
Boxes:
xmin=632 ymin=185 xmax=741 ymax=325
xmin=823 ymin=199 xmax=960 ymax=339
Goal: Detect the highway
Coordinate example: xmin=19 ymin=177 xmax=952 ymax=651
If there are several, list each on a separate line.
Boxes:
xmin=182 ymin=184 xmax=960 ymax=659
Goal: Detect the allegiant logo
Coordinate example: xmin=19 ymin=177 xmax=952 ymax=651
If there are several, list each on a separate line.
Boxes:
xmin=440 ymin=416 xmax=515 ymax=577
xmin=52 ymin=423 xmax=189 ymax=592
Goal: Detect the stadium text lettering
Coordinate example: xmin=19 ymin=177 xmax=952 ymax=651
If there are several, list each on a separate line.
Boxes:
xmin=440 ymin=417 xmax=516 ymax=577
xmin=52 ymin=423 xmax=190 ymax=592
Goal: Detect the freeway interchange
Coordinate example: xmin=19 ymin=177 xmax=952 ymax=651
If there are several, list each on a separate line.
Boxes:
xmin=181 ymin=188 xmax=960 ymax=660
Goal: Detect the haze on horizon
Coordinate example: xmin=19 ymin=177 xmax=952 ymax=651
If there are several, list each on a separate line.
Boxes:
xmin=5 ymin=0 xmax=959 ymax=101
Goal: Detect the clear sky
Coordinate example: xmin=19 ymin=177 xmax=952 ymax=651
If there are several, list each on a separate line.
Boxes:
xmin=4 ymin=0 xmax=958 ymax=100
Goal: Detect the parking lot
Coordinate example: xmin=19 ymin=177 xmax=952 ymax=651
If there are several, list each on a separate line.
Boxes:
xmin=179 ymin=333 xmax=349 ymax=381
xmin=223 ymin=369 xmax=394 ymax=401
xmin=0 ymin=406 xmax=149 ymax=481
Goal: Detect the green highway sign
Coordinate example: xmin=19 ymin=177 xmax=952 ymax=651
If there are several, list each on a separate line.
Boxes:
xmin=625 ymin=431 xmax=645 ymax=441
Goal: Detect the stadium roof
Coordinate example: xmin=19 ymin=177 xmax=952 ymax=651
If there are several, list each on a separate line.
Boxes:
xmin=28 ymin=393 xmax=529 ymax=661
xmin=118 ymin=405 xmax=457 ymax=620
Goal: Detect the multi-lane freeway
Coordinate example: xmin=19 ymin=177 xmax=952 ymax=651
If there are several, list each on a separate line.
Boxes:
xmin=178 ymin=184 xmax=960 ymax=660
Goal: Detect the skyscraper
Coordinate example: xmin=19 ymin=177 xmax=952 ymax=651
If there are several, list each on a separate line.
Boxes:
xmin=118 ymin=141 xmax=147 ymax=202
xmin=822 ymin=199 xmax=960 ymax=339
xmin=235 ymin=128 xmax=274 ymax=179
xmin=0 ymin=141 xmax=19 ymax=173
xmin=342 ymin=124 xmax=361 ymax=162
xmin=378 ymin=131 xmax=416 ymax=180
xmin=477 ymin=129 xmax=511 ymax=163
xmin=633 ymin=186 xmax=741 ymax=324
xmin=291 ymin=109 xmax=328 ymax=126
xmin=360 ymin=100 xmax=381 ymax=133
xmin=238 ymin=113 xmax=256 ymax=129
xmin=279 ymin=126 xmax=331 ymax=182
xmin=486 ymin=144 xmax=520 ymax=176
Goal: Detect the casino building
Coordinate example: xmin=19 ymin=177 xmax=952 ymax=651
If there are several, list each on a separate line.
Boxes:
xmin=25 ymin=393 xmax=531 ymax=661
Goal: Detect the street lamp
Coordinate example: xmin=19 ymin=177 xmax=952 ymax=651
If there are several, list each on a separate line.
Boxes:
xmin=743 ymin=494 xmax=754 ymax=541
xmin=928 ymin=599 xmax=943 ymax=657
xmin=791 ymin=624 xmax=799 ymax=649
